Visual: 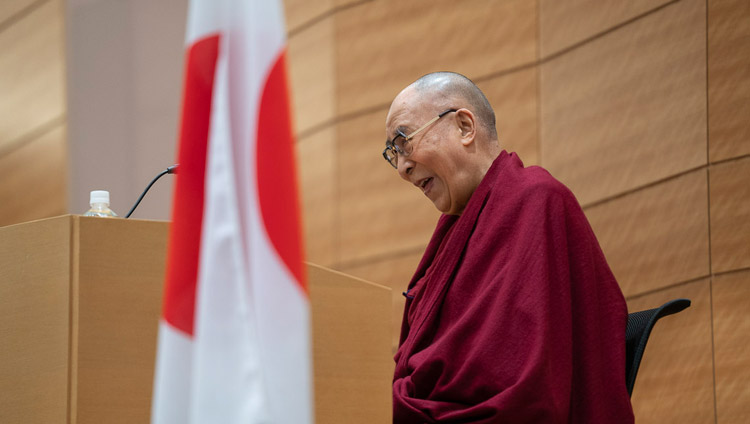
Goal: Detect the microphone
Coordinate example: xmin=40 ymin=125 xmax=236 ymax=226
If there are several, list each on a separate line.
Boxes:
xmin=124 ymin=164 xmax=179 ymax=219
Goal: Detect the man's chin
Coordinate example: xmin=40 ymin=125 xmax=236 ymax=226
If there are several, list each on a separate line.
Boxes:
xmin=439 ymin=200 xmax=466 ymax=216
xmin=432 ymin=198 xmax=453 ymax=215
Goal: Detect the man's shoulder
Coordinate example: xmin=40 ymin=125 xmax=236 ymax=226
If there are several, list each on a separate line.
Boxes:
xmin=503 ymin=163 xmax=577 ymax=205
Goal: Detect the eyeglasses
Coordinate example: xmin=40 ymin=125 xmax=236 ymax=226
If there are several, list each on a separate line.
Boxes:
xmin=382 ymin=109 xmax=458 ymax=169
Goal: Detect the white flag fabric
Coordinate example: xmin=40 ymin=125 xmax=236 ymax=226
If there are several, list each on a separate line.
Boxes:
xmin=151 ymin=0 xmax=311 ymax=423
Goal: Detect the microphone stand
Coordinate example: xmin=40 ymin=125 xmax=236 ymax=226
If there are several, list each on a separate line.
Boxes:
xmin=124 ymin=164 xmax=178 ymax=218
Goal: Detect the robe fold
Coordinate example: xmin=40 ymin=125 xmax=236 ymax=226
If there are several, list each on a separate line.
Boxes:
xmin=393 ymin=151 xmax=635 ymax=423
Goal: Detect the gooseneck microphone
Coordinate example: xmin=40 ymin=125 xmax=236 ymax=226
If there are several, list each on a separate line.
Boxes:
xmin=124 ymin=164 xmax=179 ymax=218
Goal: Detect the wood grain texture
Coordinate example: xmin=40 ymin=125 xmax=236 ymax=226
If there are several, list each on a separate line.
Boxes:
xmin=539 ymin=0 xmax=672 ymax=57
xmin=308 ymin=263 xmax=393 ymax=424
xmin=288 ymin=14 xmax=336 ymax=135
xmin=713 ymin=269 xmax=750 ymax=424
xmin=710 ymin=156 xmax=750 ymax=273
xmin=284 ymin=0 xmax=333 ymax=31
xmin=297 ymin=128 xmax=337 ymax=267
xmin=0 ymin=0 xmax=37 ymax=25
xmin=0 ymin=0 xmax=64 ymax=153
xmin=626 ymin=279 xmax=715 ymax=424
xmin=337 ymin=108 xmax=441 ymax=264
xmin=284 ymin=0 xmax=362 ymax=32
xmin=541 ymin=0 xmax=706 ymax=206
xmin=74 ymin=218 xmax=168 ymax=424
xmin=708 ymin=0 xmax=750 ymax=162
xmin=0 ymin=216 xmax=71 ymax=424
xmin=335 ymin=0 xmax=536 ymax=115
xmin=585 ymin=169 xmax=709 ymax=297
xmin=0 ymin=125 xmax=67 ymax=227
xmin=339 ymin=250 xmax=425 ymax=352
xmin=477 ymin=67 xmax=539 ymax=166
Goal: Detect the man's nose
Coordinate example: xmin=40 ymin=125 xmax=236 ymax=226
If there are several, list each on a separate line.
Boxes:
xmin=397 ymin=157 xmax=414 ymax=180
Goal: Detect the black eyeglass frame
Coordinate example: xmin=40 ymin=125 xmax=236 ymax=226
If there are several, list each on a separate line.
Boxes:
xmin=382 ymin=108 xmax=458 ymax=169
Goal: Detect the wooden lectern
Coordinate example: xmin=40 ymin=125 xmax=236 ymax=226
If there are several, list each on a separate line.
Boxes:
xmin=0 ymin=216 xmax=393 ymax=423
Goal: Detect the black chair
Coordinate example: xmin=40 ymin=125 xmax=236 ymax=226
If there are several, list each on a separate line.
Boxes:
xmin=625 ymin=298 xmax=691 ymax=396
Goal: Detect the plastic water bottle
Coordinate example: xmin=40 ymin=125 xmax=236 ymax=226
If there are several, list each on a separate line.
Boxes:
xmin=83 ymin=190 xmax=119 ymax=217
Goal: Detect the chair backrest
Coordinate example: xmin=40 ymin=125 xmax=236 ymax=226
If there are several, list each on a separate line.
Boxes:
xmin=625 ymin=298 xmax=691 ymax=396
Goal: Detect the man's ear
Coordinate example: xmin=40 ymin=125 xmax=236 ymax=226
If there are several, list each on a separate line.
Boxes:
xmin=456 ymin=108 xmax=476 ymax=146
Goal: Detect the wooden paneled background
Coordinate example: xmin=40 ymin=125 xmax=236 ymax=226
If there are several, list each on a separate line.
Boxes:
xmin=0 ymin=0 xmax=67 ymax=226
xmin=284 ymin=0 xmax=750 ymax=422
xmin=1 ymin=0 xmax=748 ymax=422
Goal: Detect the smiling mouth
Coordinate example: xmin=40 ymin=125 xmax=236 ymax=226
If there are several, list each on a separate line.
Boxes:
xmin=418 ymin=177 xmax=433 ymax=194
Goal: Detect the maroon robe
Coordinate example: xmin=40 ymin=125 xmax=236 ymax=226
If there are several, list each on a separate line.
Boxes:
xmin=393 ymin=151 xmax=634 ymax=423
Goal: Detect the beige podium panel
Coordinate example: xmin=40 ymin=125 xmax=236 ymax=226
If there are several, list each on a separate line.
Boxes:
xmin=0 ymin=215 xmax=392 ymax=424
xmin=309 ymin=263 xmax=393 ymax=424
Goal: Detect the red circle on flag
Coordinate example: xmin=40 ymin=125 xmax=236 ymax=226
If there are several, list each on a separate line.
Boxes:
xmin=256 ymin=51 xmax=306 ymax=294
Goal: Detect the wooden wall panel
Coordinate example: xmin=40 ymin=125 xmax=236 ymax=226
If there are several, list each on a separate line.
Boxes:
xmin=297 ymin=128 xmax=337 ymax=267
xmin=626 ymin=279 xmax=715 ymax=424
xmin=710 ymin=156 xmax=750 ymax=273
xmin=337 ymin=109 xmax=441 ymax=264
xmin=477 ymin=67 xmax=539 ymax=166
xmin=539 ymin=0 xmax=671 ymax=57
xmin=708 ymin=0 xmax=750 ymax=162
xmin=287 ymin=16 xmax=336 ymax=135
xmin=713 ymin=270 xmax=750 ymax=424
xmin=541 ymin=0 xmax=706 ymax=205
xmin=284 ymin=0 xmax=333 ymax=31
xmin=335 ymin=0 xmax=536 ymax=115
xmin=0 ymin=0 xmax=37 ymax=24
xmin=0 ymin=126 xmax=67 ymax=227
xmin=0 ymin=0 xmax=64 ymax=152
xmin=585 ymin=170 xmax=709 ymax=297
xmin=284 ymin=0 xmax=361 ymax=32
xmin=340 ymin=250 xmax=424 ymax=352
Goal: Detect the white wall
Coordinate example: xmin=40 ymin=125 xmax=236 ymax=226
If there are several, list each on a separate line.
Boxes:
xmin=66 ymin=0 xmax=187 ymax=219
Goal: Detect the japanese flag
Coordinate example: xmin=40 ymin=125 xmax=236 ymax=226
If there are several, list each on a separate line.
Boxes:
xmin=150 ymin=0 xmax=311 ymax=423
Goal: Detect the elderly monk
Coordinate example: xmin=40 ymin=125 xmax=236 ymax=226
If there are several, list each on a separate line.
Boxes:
xmin=383 ymin=72 xmax=634 ymax=423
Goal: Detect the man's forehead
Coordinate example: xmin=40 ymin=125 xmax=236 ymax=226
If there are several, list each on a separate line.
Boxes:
xmin=386 ymin=88 xmax=427 ymax=133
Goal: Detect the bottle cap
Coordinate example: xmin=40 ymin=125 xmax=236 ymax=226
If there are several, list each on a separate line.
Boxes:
xmin=90 ymin=190 xmax=110 ymax=206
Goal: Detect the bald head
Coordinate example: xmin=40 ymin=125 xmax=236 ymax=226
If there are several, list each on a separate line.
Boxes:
xmin=410 ymin=72 xmax=497 ymax=140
